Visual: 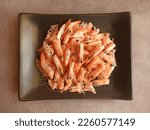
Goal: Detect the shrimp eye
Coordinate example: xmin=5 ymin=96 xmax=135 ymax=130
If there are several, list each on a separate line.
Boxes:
xmin=50 ymin=52 xmax=54 ymax=56
xmin=48 ymin=30 xmax=51 ymax=33
xmin=67 ymin=30 xmax=71 ymax=34
xmin=88 ymin=56 xmax=92 ymax=60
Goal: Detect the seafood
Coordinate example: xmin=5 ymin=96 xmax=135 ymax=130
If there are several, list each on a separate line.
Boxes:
xmin=63 ymin=20 xmax=81 ymax=44
xmin=70 ymin=83 xmax=84 ymax=93
xmin=43 ymin=41 xmax=54 ymax=57
xmin=86 ymin=56 xmax=104 ymax=71
xmin=64 ymin=47 xmax=71 ymax=66
xmin=52 ymin=39 xmax=63 ymax=58
xmin=45 ymin=24 xmax=58 ymax=43
xmin=88 ymin=64 xmax=105 ymax=81
xmin=57 ymin=24 xmax=66 ymax=40
xmin=77 ymin=67 xmax=86 ymax=82
xmin=36 ymin=20 xmax=116 ymax=94
xmin=48 ymin=79 xmax=58 ymax=90
xmin=78 ymin=43 xmax=84 ymax=63
xmin=84 ymin=81 xmax=96 ymax=94
xmin=97 ymin=65 xmax=115 ymax=79
xmin=68 ymin=61 xmax=77 ymax=83
xmin=53 ymin=55 xmax=64 ymax=75
xmin=54 ymin=69 xmax=61 ymax=82
xmin=40 ymin=52 xmax=55 ymax=79
xmin=58 ymin=77 xmax=64 ymax=90
xmin=93 ymin=79 xmax=110 ymax=86
xmin=64 ymin=79 xmax=72 ymax=91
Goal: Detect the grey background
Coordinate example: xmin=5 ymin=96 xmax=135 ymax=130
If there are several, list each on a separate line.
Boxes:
xmin=0 ymin=0 xmax=150 ymax=112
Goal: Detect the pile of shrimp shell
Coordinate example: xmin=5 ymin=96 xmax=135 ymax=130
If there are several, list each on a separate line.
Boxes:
xmin=36 ymin=19 xmax=116 ymax=94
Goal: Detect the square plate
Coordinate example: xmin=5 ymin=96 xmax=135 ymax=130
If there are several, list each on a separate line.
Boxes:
xmin=19 ymin=12 xmax=132 ymax=101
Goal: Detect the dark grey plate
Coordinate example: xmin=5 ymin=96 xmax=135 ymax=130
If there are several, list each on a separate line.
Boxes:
xmin=19 ymin=12 xmax=132 ymax=101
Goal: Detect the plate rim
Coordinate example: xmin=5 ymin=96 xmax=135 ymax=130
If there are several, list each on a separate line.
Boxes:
xmin=18 ymin=12 xmax=132 ymax=101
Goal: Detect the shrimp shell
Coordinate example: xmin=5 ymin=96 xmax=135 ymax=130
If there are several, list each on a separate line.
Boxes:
xmin=74 ymin=62 xmax=82 ymax=74
xmin=53 ymin=55 xmax=64 ymax=75
xmin=48 ymin=79 xmax=58 ymax=90
xmin=36 ymin=59 xmax=48 ymax=78
xmin=98 ymin=65 xmax=115 ymax=79
xmin=72 ymin=29 xmax=87 ymax=38
xmin=57 ymin=24 xmax=66 ymax=40
xmin=85 ymin=45 xmax=104 ymax=66
xmin=104 ymin=42 xmax=116 ymax=52
xmin=77 ymin=67 xmax=86 ymax=82
xmin=79 ymin=43 xmax=84 ymax=63
xmin=43 ymin=41 xmax=54 ymax=58
xmin=64 ymin=47 xmax=71 ymax=66
xmin=62 ymin=31 xmax=71 ymax=44
xmin=64 ymin=79 xmax=72 ymax=91
xmin=86 ymin=56 xmax=102 ymax=71
xmin=52 ymin=39 xmax=63 ymax=58
xmin=101 ymin=53 xmax=114 ymax=65
xmin=84 ymin=82 xmax=96 ymax=94
xmin=68 ymin=61 xmax=76 ymax=80
xmin=69 ymin=83 xmax=84 ymax=94
xmin=88 ymin=64 xmax=105 ymax=81
xmin=58 ymin=77 xmax=64 ymax=90
xmin=93 ymin=79 xmax=110 ymax=87
xmin=40 ymin=52 xmax=55 ymax=79
xmin=54 ymin=69 xmax=61 ymax=82
xmin=85 ymin=22 xmax=93 ymax=31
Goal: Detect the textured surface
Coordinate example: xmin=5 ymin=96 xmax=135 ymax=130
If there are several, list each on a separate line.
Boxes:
xmin=0 ymin=0 xmax=150 ymax=112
